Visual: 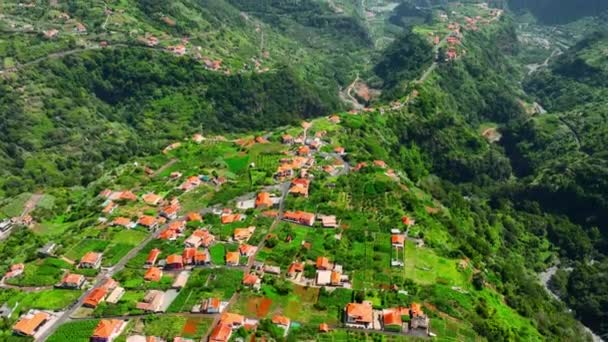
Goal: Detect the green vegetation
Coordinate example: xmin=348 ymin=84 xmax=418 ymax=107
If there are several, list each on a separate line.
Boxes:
xmin=47 ymin=320 xmax=100 ymax=342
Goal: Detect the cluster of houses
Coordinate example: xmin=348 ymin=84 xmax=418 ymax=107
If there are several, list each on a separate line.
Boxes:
xmin=208 ymin=312 xmax=292 ymax=342
xmin=83 ymin=278 xmax=125 ymax=309
xmin=314 ymin=257 xmax=350 ymax=288
xmin=344 ymin=301 xmax=430 ymax=336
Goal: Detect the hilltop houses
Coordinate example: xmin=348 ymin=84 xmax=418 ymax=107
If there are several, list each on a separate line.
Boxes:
xmin=12 ymin=310 xmax=55 ymax=338
xmin=345 ymin=302 xmax=373 ymax=329
xmin=57 ymin=273 xmax=85 ymax=289
xmin=91 ymin=319 xmax=126 ymax=342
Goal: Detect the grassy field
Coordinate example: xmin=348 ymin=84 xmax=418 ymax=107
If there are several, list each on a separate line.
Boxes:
xmin=168 ymin=268 xmax=243 ymax=312
xmin=5 ymin=258 xmax=72 ymax=287
xmin=64 ymin=238 xmax=110 ymax=260
xmin=47 ymin=320 xmax=100 ymax=342
xmin=403 ymin=241 xmax=471 ymax=288
xmin=0 ymin=192 xmax=31 ymax=217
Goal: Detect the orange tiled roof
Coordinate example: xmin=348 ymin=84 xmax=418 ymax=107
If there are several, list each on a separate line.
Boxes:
xmin=62 ymin=273 xmax=84 ymax=285
xmin=391 ymin=234 xmax=405 ymax=245
xmin=209 ymin=323 xmax=232 ymax=342
xmin=159 ymin=229 xmax=177 ymax=240
xmin=168 ymin=220 xmax=185 ymax=231
xmin=271 ymin=315 xmax=290 ymax=326
xmin=92 ymin=319 xmax=123 ymax=339
xmin=142 ymin=193 xmax=162 ymax=205
xmin=346 ymin=302 xmax=373 ymax=323
xmin=166 ymin=254 xmax=183 ymax=265
xmin=138 ymin=215 xmax=157 ymax=227
xmin=147 ymin=249 xmax=161 ymax=264
xmin=262 ymin=210 xmax=278 ymax=218
xmin=195 ymin=250 xmax=208 ymax=262
xmin=84 ymin=287 xmax=107 ymax=307
xmin=255 ymin=192 xmax=273 ymax=208
xmin=242 ymin=273 xmax=259 ymax=286
xmin=221 ymin=214 xmax=241 ymax=224
xmin=144 ymin=267 xmax=162 ymax=282
xmin=112 ymin=217 xmax=131 ymax=227
xmin=331 ymin=271 xmax=341 ymax=285
xmin=225 ymin=251 xmax=239 ymax=264
xmin=120 ymin=191 xmax=137 ymax=201
xmin=402 ymin=216 xmax=415 ymax=226
xmin=288 ymin=262 xmax=304 ymax=274
xmin=220 ymin=312 xmax=244 ymax=326
xmin=81 ymin=252 xmax=101 ymax=265
xmin=186 ymin=212 xmax=202 ymax=222
xmin=13 ymin=312 xmax=50 ymax=336
xmin=319 ymin=323 xmax=330 ymax=332
xmin=316 ymin=257 xmax=329 ymax=269
xmin=383 ymin=310 xmax=402 ymax=326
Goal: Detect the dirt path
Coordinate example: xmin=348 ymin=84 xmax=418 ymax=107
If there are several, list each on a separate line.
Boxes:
xmin=21 ymin=193 xmax=43 ymax=218
xmin=340 ymin=74 xmax=365 ymax=110
xmin=152 ymin=158 xmax=178 ymax=178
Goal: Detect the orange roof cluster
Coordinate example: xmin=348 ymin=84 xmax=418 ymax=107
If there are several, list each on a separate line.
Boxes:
xmin=62 ymin=273 xmax=84 ymax=285
xmin=220 ymin=312 xmax=244 ymax=327
xmin=289 ymin=178 xmax=310 ymax=197
xmin=297 ymin=145 xmax=311 ymax=156
xmin=112 ymin=217 xmax=132 ymax=227
xmin=233 ymin=227 xmax=254 ymax=241
xmin=209 ymin=323 xmax=232 ymax=342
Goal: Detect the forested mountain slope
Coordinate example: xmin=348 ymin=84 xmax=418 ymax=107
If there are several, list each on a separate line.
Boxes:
xmin=507 ymin=0 xmax=608 ymax=24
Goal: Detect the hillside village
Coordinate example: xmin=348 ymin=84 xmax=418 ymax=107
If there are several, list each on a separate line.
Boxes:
xmin=0 ymin=2 xmax=553 ymax=342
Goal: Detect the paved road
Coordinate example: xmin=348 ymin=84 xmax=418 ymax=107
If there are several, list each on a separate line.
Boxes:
xmin=37 ymin=226 xmax=162 ymax=341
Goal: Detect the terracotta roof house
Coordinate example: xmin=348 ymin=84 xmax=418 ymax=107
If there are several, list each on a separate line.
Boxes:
xmin=74 ymin=22 xmax=87 ymax=33
xmin=202 ymin=297 xmax=222 ymax=314
xmin=167 ymin=220 xmax=186 ymax=233
xmin=167 ymin=44 xmax=186 ymax=56
xmin=184 ymin=229 xmax=214 ymax=248
xmin=283 ymin=210 xmax=315 ymax=226
xmin=209 ymin=323 xmax=232 ymax=342
xmin=316 ymin=257 xmax=330 ymax=270
xmin=297 ymin=145 xmax=311 ymax=156
xmin=345 ymin=302 xmax=373 ymax=328
xmin=402 ymin=216 xmax=415 ymax=227
xmin=242 ymin=273 xmax=261 ymax=289
xmin=225 ymin=252 xmax=239 ymax=266
xmin=221 ymin=214 xmax=243 ymax=224
xmin=219 ymin=312 xmax=244 ymax=329
xmin=142 ymin=193 xmax=163 ymax=206
xmin=289 ymin=178 xmax=310 ymax=197
xmin=160 ymin=204 xmax=180 ymax=220
xmin=159 ymin=229 xmax=177 ymax=241
xmin=180 ymin=176 xmax=201 ymax=192
xmin=146 ymin=249 xmax=161 ymax=266
xmin=80 ymin=252 xmax=102 ymax=269
xmin=111 ymin=217 xmax=135 ymax=229
xmin=58 ymin=273 xmax=85 ymax=289
xmin=319 ymin=323 xmax=330 ymax=333
xmin=44 ymin=29 xmax=59 ymax=39
xmin=238 ymin=244 xmax=257 ymax=257
xmin=144 ymin=267 xmax=163 ymax=282
xmin=329 ymin=115 xmax=341 ymax=124
xmin=287 ymin=262 xmax=304 ymax=278
xmin=186 ymin=212 xmax=202 ymax=222
xmin=255 ymin=136 xmax=268 ymax=144
xmin=272 ymin=315 xmax=291 ymax=329
xmin=255 ymin=192 xmax=273 ymax=208
xmin=166 ymin=254 xmax=183 ymax=270
xmin=331 ymin=271 xmax=342 ymax=286
xmin=391 ymin=234 xmax=405 ymax=248
xmin=138 ymin=215 xmax=158 ymax=230
xmin=194 ymin=250 xmax=210 ymax=265
xmin=233 ymin=226 xmax=255 ymax=242
xmin=192 ymin=133 xmax=204 ymax=143
xmin=13 ymin=311 xmax=50 ymax=336
xmin=118 ymin=191 xmax=137 ymax=202
xmin=84 ymin=287 xmax=107 ymax=308
xmin=91 ymin=319 xmax=125 ymax=342
xmin=4 ymin=263 xmax=24 ymax=279
xmin=334 ymin=146 xmax=345 ymax=155
xmin=183 ymin=247 xmax=209 ymax=266
xmin=382 ymin=307 xmax=409 ymax=330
